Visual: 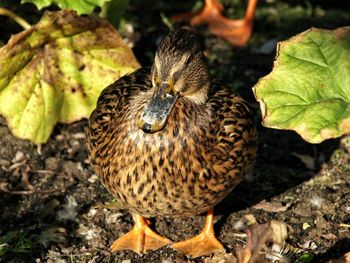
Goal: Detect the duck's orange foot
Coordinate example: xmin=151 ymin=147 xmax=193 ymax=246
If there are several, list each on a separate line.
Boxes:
xmin=172 ymin=230 xmax=224 ymax=258
xmin=208 ymin=17 xmax=253 ymax=46
xmin=172 ymin=0 xmax=257 ymax=47
xmin=171 ymin=0 xmax=223 ymax=25
xmin=171 ymin=11 xmax=196 ymax=24
xmin=111 ymin=214 xmax=171 ymax=254
xmin=172 ymin=208 xmax=225 ymax=258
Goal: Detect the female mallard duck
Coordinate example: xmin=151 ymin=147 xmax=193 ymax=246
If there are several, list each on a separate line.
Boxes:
xmin=87 ymin=28 xmax=257 ymax=258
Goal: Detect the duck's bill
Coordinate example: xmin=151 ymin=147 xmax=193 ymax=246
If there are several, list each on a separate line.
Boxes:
xmin=139 ymin=84 xmax=178 ymax=133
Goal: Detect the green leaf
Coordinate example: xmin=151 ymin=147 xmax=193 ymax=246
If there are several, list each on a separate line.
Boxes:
xmin=295 ymin=253 xmax=314 ymax=263
xmin=21 ymin=0 xmax=110 ymax=15
xmin=21 ymin=0 xmax=52 ymax=10
xmin=0 ymin=10 xmax=140 ymax=144
xmin=0 ymin=230 xmax=33 ymax=255
xmin=253 ymin=27 xmax=350 ymax=143
xmin=101 ymin=0 xmax=129 ymax=28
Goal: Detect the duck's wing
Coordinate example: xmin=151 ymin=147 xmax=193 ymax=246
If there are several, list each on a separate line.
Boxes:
xmin=86 ymin=67 xmax=151 ymax=167
xmin=207 ymin=80 xmax=258 ymax=183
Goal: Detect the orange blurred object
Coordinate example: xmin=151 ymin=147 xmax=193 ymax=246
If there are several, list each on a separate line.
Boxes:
xmin=172 ymin=0 xmax=258 ymax=46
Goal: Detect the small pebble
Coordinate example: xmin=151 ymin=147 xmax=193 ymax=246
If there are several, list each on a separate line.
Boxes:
xmin=73 ymin=132 xmax=86 ymax=139
xmin=0 ymin=159 xmax=10 ymax=167
xmin=88 ymin=207 xmax=97 ymax=217
xmin=12 ymin=151 xmax=25 ymax=163
xmin=55 ymin=134 xmax=64 ymax=141
xmin=88 ymin=174 xmax=99 ymax=183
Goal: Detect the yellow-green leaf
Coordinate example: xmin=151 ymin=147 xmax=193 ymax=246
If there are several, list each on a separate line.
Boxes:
xmin=253 ymin=27 xmax=350 ymax=143
xmin=21 ymin=0 xmax=109 ymax=15
xmin=0 ymin=10 xmax=140 ymax=144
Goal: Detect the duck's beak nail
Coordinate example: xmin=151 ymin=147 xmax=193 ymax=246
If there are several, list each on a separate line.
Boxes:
xmin=141 ymin=122 xmax=152 ymax=133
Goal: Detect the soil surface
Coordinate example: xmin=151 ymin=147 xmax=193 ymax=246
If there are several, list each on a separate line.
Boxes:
xmin=1 ymin=0 xmax=350 ymax=262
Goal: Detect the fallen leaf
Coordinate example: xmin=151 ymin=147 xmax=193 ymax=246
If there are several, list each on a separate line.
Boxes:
xmin=21 ymin=0 xmax=109 ymax=15
xmin=0 ymin=10 xmax=140 ymax=144
xmin=235 ymin=220 xmax=288 ymax=263
xmin=253 ymin=200 xmax=291 ymax=212
xmin=253 ymin=27 xmax=350 ymax=143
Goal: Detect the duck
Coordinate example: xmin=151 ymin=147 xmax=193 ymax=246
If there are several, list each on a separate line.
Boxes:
xmin=172 ymin=0 xmax=258 ymax=46
xmin=86 ymin=28 xmax=258 ymax=258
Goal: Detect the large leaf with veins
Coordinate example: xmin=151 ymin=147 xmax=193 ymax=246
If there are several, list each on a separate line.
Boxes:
xmin=0 ymin=10 xmax=140 ymax=144
xmin=253 ymin=27 xmax=350 ymax=143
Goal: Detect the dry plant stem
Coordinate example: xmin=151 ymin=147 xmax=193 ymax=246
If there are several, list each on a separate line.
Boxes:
xmin=0 ymin=7 xmax=31 ymax=30
xmin=36 ymin=144 xmax=43 ymax=155
xmin=99 ymin=1 xmax=108 ymax=18
xmin=32 ymin=170 xmax=55 ymax=174
xmin=22 ymin=165 xmax=34 ymax=191
xmin=2 ymin=188 xmax=65 ymax=195
xmin=9 ymin=159 xmax=26 ymax=171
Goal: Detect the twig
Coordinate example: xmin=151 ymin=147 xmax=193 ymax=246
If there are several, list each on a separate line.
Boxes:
xmin=0 ymin=8 xmax=31 ymax=30
xmin=36 ymin=144 xmax=43 ymax=155
xmin=22 ymin=165 xmax=34 ymax=191
xmin=99 ymin=1 xmax=108 ymax=18
xmin=231 ymin=233 xmax=248 ymax=238
xmin=32 ymin=169 xmax=55 ymax=174
xmin=340 ymin=223 xmax=350 ymax=228
xmin=9 ymin=159 xmax=26 ymax=171
xmin=2 ymin=188 xmax=64 ymax=195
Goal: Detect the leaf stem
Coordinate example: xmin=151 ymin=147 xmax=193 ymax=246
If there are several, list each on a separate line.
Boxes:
xmin=99 ymin=1 xmax=108 ymax=18
xmin=0 ymin=8 xmax=31 ymax=30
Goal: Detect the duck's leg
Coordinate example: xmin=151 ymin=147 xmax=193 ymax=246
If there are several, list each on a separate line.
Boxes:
xmin=172 ymin=208 xmax=224 ymax=258
xmin=190 ymin=0 xmax=224 ymax=26
xmin=111 ymin=213 xmax=171 ymax=254
xmin=208 ymin=0 xmax=258 ymax=46
xmin=171 ymin=0 xmax=223 ymax=25
xmin=172 ymin=0 xmax=257 ymax=47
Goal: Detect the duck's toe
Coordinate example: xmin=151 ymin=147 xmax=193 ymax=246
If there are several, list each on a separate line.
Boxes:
xmin=172 ymin=208 xmax=225 ymax=258
xmin=172 ymin=231 xmax=224 ymax=258
xmin=208 ymin=17 xmax=252 ymax=46
xmin=111 ymin=215 xmax=171 ymax=254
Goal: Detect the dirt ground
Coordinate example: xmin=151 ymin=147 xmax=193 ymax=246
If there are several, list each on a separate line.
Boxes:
xmin=0 ymin=0 xmax=350 ymax=262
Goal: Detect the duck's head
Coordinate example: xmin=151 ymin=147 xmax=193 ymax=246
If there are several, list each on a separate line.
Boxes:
xmin=139 ymin=28 xmax=210 ymax=133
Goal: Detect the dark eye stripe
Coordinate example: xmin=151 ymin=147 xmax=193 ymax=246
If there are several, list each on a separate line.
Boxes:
xmin=185 ymin=54 xmax=194 ymax=65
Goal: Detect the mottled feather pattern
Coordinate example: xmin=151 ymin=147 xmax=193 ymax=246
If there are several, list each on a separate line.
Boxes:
xmin=87 ymin=67 xmax=257 ymax=218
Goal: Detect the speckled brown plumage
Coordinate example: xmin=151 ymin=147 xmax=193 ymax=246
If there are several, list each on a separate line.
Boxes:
xmin=86 ymin=28 xmax=258 ymax=256
xmin=87 ymin=69 xmax=257 ymax=216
